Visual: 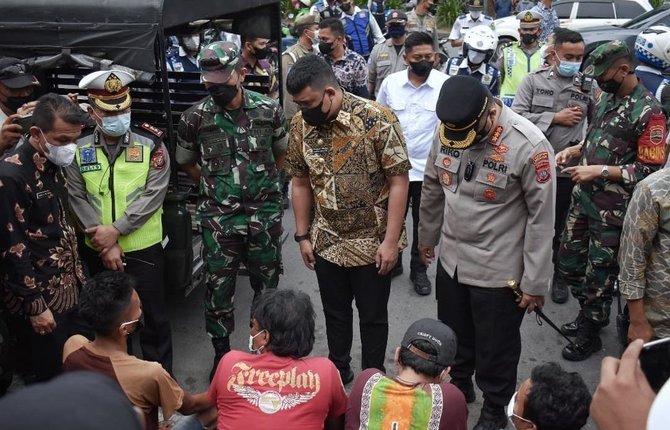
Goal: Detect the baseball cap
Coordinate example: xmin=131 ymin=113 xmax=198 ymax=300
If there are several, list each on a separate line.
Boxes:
xmin=0 ymin=57 xmax=39 ymax=89
xmin=436 ymin=76 xmax=491 ymax=150
xmin=583 ymin=40 xmax=631 ymax=77
xmin=401 ymin=318 xmax=458 ymax=367
xmin=198 ymin=41 xmax=241 ymax=84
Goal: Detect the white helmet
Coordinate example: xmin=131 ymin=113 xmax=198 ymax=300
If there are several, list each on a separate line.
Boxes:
xmin=635 ymin=25 xmax=670 ymax=70
xmin=464 ymin=26 xmax=498 ymax=53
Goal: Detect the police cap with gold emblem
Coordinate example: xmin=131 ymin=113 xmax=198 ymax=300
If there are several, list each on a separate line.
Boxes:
xmin=517 ymin=10 xmax=542 ymax=28
xmin=386 ymin=10 xmax=408 ymax=25
xmin=78 ymin=70 xmax=134 ymax=112
xmin=468 ymin=0 xmax=485 ymax=11
xmin=436 ymin=76 xmax=491 ymax=150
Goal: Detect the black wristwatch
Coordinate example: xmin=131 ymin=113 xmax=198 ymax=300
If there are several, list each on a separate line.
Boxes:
xmin=294 ymin=233 xmax=310 ymax=243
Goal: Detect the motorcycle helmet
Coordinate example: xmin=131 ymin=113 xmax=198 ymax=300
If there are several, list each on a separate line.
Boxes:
xmin=463 ymin=26 xmax=498 ymax=64
xmin=635 ymin=25 xmax=670 ymax=70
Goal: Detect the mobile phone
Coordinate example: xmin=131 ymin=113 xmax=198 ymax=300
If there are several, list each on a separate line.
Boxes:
xmin=13 ymin=114 xmax=33 ymax=131
xmin=640 ymin=337 xmax=670 ymax=393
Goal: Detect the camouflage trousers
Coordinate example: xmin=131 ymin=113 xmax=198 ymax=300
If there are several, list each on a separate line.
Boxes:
xmin=557 ymin=187 xmax=622 ymax=324
xmin=202 ymin=223 xmax=282 ymax=339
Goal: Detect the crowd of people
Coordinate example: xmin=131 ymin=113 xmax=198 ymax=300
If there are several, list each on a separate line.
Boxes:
xmin=0 ymin=0 xmax=670 ymax=429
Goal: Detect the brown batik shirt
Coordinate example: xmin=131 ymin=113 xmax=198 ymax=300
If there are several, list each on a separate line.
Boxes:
xmin=286 ymin=92 xmax=410 ymax=267
xmin=0 ymin=141 xmax=85 ymax=316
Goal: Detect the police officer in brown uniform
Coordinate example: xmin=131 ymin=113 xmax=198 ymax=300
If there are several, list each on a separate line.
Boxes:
xmin=419 ymin=76 xmax=555 ymax=430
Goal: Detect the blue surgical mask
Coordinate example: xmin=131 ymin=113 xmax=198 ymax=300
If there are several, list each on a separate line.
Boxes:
xmin=555 ymin=53 xmax=581 ymax=77
xmin=96 ymin=112 xmax=131 ymax=137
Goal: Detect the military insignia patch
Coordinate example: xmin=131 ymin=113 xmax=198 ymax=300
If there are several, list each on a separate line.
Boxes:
xmin=441 ymin=172 xmax=452 ymax=187
xmin=490 ymin=126 xmax=504 ymax=145
xmin=532 ymin=151 xmax=551 ymax=183
xmin=442 ymin=157 xmax=452 ymax=168
xmin=493 ymin=143 xmax=509 ymax=154
xmin=141 ymin=122 xmax=165 ymax=138
xmin=483 ymin=188 xmax=496 ymax=200
xmin=486 ymin=173 xmax=496 ymax=183
xmin=104 ymin=73 xmax=123 ymax=94
xmin=80 ymin=147 xmax=97 ymax=165
xmin=638 ymin=113 xmax=666 ymax=165
xmin=126 ymin=146 xmax=143 ymax=163
xmin=489 ymin=152 xmax=505 ymax=163
xmin=151 ymin=147 xmax=166 ymax=170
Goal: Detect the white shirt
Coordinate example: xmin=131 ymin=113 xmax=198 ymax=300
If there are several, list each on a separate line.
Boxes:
xmin=342 ymin=6 xmax=385 ymax=46
xmin=377 ymin=69 xmax=449 ymax=181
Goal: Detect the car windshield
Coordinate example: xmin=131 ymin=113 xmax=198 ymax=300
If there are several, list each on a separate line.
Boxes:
xmin=623 ymin=4 xmax=670 ymax=28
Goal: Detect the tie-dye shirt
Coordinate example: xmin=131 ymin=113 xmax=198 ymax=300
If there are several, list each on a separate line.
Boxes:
xmin=345 ymin=369 xmax=468 ymax=430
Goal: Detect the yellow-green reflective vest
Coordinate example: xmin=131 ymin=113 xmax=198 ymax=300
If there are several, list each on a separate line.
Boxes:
xmin=501 ymin=43 xmax=542 ymax=107
xmin=74 ymin=137 xmax=162 ymax=253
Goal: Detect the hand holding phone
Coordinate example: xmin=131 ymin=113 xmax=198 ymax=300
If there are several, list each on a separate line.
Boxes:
xmin=641 ymin=337 xmax=670 ymax=393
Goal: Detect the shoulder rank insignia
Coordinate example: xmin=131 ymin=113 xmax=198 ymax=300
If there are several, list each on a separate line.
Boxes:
xmin=126 ymin=146 xmax=143 ymax=163
xmin=141 ymin=122 xmax=164 ymax=138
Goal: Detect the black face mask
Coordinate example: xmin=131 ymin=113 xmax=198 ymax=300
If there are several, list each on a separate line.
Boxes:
xmin=428 ymin=3 xmax=437 ymax=14
xmin=208 ymin=84 xmax=239 ymax=107
xmin=319 ymin=41 xmax=334 ymax=55
xmin=4 ymin=95 xmax=34 ymax=113
xmin=340 ymin=2 xmax=352 ymax=12
xmin=521 ymin=33 xmax=538 ymax=45
xmin=301 ymin=92 xmax=332 ymax=127
xmin=596 ymin=69 xmax=629 ymax=94
xmin=253 ymin=46 xmax=270 ymax=60
xmin=409 ymin=60 xmax=433 ymax=77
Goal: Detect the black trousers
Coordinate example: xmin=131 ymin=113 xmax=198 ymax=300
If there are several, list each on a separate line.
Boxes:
xmin=314 ymin=254 xmax=391 ymax=373
xmin=8 ymin=307 xmax=90 ymax=383
xmin=553 ymin=177 xmax=575 ymax=264
xmin=436 ymin=263 xmax=525 ymax=407
xmin=83 ymin=243 xmax=173 ymax=373
xmin=398 ymin=181 xmax=425 ymax=274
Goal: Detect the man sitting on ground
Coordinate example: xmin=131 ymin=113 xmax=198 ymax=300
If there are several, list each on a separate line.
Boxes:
xmin=62 ymin=272 xmax=214 ymax=430
xmin=508 ymin=362 xmax=591 ymax=430
xmin=345 ymin=318 xmax=467 ymax=430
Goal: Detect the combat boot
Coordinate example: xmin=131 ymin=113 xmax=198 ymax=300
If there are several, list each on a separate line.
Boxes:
xmin=560 ymin=311 xmax=585 ymax=337
xmin=450 ymin=378 xmax=476 ymax=403
xmin=473 ymin=400 xmax=507 ymax=430
xmin=562 ymin=317 xmax=602 ymax=361
xmin=410 ymin=270 xmax=432 ymax=296
xmin=209 ymin=337 xmax=231 ymax=381
xmin=550 ymin=274 xmax=569 ymax=304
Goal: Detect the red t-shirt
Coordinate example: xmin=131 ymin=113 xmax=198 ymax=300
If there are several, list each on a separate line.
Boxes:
xmin=209 ymin=350 xmax=348 ymax=430
xmin=345 ymin=369 xmax=468 ymax=430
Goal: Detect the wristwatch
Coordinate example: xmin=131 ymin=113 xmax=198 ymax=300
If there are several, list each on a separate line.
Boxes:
xmin=294 ymin=233 xmax=310 ymax=243
xmin=601 ymin=165 xmax=610 ymax=179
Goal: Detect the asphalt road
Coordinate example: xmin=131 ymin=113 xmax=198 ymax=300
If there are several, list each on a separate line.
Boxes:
xmin=169 ymin=204 xmax=617 ymax=429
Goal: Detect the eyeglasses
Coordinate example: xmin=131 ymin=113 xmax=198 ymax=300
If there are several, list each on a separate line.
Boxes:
xmin=507 ymin=391 xmax=534 ymax=427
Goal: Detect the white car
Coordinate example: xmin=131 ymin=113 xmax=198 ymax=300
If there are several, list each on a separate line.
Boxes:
xmin=493 ymin=0 xmax=653 ymax=44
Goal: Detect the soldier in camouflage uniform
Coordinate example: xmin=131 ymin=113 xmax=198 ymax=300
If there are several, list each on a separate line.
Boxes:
xmin=175 ymin=42 xmax=288 ymax=377
xmin=555 ymin=41 xmax=667 ymax=361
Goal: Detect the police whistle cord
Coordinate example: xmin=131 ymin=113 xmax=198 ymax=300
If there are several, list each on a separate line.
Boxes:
xmin=506 ymin=281 xmax=576 ymax=347
xmin=122 ymin=256 xmax=156 ymax=266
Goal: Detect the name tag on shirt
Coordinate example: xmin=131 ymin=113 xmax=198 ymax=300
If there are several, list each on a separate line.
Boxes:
xmin=36 ymin=190 xmax=53 ymax=200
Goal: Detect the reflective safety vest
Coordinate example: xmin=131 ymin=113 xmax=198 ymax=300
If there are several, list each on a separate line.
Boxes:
xmin=74 ymin=131 xmax=163 ymax=253
xmin=342 ymin=10 xmax=371 ymax=57
xmin=500 ymin=43 xmax=542 ymax=106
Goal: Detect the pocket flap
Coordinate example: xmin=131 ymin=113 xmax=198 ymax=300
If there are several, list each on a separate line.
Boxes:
xmin=435 ymin=153 xmax=461 ymax=174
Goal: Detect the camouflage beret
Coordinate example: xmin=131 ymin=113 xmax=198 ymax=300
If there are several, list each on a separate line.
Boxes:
xmin=583 ymin=40 xmax=631 ymax=77
xmin=197 ymin=41 xmax=241 ymax=84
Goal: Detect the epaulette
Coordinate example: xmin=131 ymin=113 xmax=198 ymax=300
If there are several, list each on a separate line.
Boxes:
xmin=484 ymin=15 xmax=493 ymax=20
xmin=133 ymin=122 xmax=165 ymax=140
xmin=530 ymin=64 xmax=551 ymax=74
xmin=457 ymin=14 xmax=466 ymax=19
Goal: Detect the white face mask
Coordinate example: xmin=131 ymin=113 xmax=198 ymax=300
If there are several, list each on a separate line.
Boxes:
xmin=248 ymin=329 xmax=266 ymax=354
xmin=468 ymin=50 xmax=487 ymax=65
xmin=39 ymin=129 xmax=77 ymax=167
xmin=470 ymin=10 xmax=482 ymax=19
xmin=182 ymin=35 xmax=200 ymax=52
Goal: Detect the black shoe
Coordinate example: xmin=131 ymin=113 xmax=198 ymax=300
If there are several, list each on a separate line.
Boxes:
xmin=450 ymin=378 xmax=476 ymax=403
xmin=390 ymin=263 xmax=403 ymax=278
xmin=473 ymin=401 xmax=507 ymax=430
xmin=339 ymin=367 xmax=354 ymax=385
xmin=210 ymin=337 xmax=231 ymax=381
xmin=282 ymin=194 xmax=289 ymax=209
xmin=560 ymin=311 xmax=586 ymax=337
xmin=551 ymin=279 xmax=569 ymax=304
xmin=562 ymin=318 xmax=602 ymax=361
xmin=410 ymin=271 xmax=432 ymax=296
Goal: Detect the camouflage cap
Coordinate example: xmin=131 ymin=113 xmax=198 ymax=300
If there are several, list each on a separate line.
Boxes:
xmin=197 ymin=41 xmax=241 ymax=84
xmin=583 ymin=40 xmax=631 ymax=77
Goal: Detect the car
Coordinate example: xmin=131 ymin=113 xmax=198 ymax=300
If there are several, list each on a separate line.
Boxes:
xmin=493 ymin=0 xmax=653 ymax=44
xmin=580 ymin=3 xmax=670 ymax=59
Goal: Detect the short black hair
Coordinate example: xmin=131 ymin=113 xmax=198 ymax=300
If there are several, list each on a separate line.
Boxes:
xmin=79 ymin=272 xmax=136 ymax=337
xmin=319 ymin=17 xmax=344 ymax=38
xmin=286 ymin=55 xmax=340 ymax=94
xmin=404 ymin=31 xmax=435 ymax=52
xmin=398 ymin=339 xmax=448 ymax=378
xmin=553 ymin=28 xmax=584 ymax=49
xmin=251 ymin=289 xmax=315 ymax=358
xmin=524 ymin=363 xmax=591 ymax=430
xmin=32 ymin=93 xmax=87 ymax=133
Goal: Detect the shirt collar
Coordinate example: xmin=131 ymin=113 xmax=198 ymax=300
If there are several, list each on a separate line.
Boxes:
xmin=459 ymin=59 xmax=487 ymax=75
xmin=401 ymin=69 xmax=443 ymax=89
